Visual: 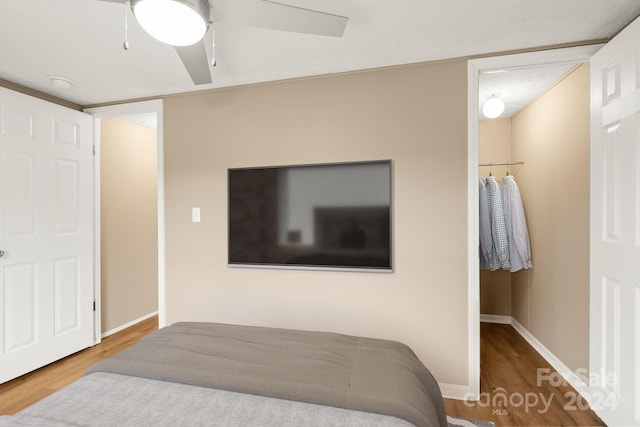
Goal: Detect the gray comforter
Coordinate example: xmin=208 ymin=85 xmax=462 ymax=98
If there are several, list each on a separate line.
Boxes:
xmin=0 ymin=372 xmax=418 ymax=426
xmin=86 ymin=322 xmax=447 ymax=427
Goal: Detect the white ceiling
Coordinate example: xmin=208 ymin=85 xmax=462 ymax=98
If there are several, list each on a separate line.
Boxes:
xmin=0 ymin=1 xmax=639 ymax=107
xmin=479 ymin=63 xmax=578 ymax=119
xmin=117 ymin=113 xmax=158 ymax=130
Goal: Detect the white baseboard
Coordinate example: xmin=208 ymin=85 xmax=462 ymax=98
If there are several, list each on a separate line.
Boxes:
xmin=101 ymin=311 xmax=158 ymax=339
xmin=440 ymin=314 xmax=517 ymax=401
xmin=479 ymin=314 xmax=592 ymax=405
xmin=440 ymin=382 xmax=475 ymax=400
xmin=509 ymin=317 xmax=592 ymax=404
xmin=479 ymin=314 xmax=511 ymax=324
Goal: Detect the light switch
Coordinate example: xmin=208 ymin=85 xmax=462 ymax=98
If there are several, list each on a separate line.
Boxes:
xmin=192 ymin=207 xmax=201 ymax=223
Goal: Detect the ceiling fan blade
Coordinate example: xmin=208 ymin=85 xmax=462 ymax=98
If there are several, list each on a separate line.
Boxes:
xmin=214 ymin=0 xmax=348 ymax=37
xmin=174 ymin=27 xmax=214 ymax=85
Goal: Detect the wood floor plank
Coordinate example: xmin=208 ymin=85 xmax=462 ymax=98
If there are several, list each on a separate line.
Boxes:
xmin=444 ymin=323 xmax=605 ymax=426
xmin=0 ymin=315 xmax=158 ymax=415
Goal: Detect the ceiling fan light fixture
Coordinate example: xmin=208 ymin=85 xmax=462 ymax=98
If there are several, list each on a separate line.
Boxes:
xmin=482 ymin=95 xmax=505 ymax=119
xmin=132 ymin=0 xmax=209 ymax=47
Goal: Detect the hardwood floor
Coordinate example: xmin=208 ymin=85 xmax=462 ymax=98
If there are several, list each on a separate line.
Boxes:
xmin=0 ymin=315 xmax=158 ymax=415
xmin=445 ymin=323 xmax=605 ymax=426
xmin=1 ymin=318 xmax=604 ymax=426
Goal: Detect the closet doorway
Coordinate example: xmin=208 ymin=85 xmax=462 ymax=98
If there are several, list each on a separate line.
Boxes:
xmin=85 ymin=100 xmax=166 ymax=339
xmin=478 ymin=60 xmax=588 ymax=326
xmin=467 ymin=46 xmax=599 ymax=399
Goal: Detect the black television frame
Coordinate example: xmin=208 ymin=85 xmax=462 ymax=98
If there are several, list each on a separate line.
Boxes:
xmin=227 ymin=159 xmax=393 ymax=273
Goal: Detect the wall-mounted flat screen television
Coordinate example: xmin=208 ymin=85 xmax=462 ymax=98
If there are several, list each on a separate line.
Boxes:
xmin=228 ymin=160 xmax=392 ymax=271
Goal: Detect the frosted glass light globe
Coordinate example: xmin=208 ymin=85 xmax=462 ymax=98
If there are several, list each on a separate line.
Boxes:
xmin=133 ymin=0 xmax=209 ymax=47
xmin=482 ymin=97 xmax=505 ymax=119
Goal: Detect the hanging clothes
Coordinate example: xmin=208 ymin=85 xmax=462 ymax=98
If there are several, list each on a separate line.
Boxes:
xmin=485 ymin=176 xmax=510 ymax=270
xmin=479 ymin=178 xmax=492 ymax=269
xmin=501 ymin=175 xmax=533 ymax=272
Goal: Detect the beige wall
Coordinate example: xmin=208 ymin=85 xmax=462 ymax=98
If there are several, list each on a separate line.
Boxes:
xmin=163 ymin=60 xmax=471 ymax=388
xmin=479 ymin=119 xmax=512 ymax=316
xmin=101 ymin=117 xmax=158 ymax=333
xmin=510 ymin=64 xmax=590 ymax=371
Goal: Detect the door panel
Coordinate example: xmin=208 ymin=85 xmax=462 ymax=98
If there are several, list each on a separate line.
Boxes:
xmin=603 ymin=123 xmax=622 ymax=241
xmin=0 ymin=87 xmax=94 ymax=384
xmin=3 ymin=262 xmax=37 ymax=353
xmin=1 ymin=107 xmax=35 ymax=137
xmin=53 ymin=159 xmax=79 ymax=234
xmin=600 ymin=276 xmax=621 ymax=396
xmin=54 ymin=256 xmax=80 ymax=335
xmin=590 ymin=15 xmax=640 ymax=426
xmin=53 ymin=118 xmax=79 ymax=148
xmin=4 ymin=152 xmax=35 ymax=237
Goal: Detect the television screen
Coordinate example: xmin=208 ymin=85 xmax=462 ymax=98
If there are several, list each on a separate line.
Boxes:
xmin=228 ymin=160 xmax=392 ymax=271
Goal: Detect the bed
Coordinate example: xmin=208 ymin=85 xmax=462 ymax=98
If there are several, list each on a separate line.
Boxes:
xmin=0 ymin=322 xmax=448 ymax=427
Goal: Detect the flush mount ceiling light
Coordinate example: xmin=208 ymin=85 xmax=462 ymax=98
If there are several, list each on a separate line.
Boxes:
xmin=49 ymin=76 xmax=74 ymax=89
xmin=131 ymin=0 xmax=210 ymax=46
xmin=482 ymin=95 xmax=505 ymax=119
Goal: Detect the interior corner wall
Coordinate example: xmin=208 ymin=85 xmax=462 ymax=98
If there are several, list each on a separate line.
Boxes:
xmin=162 ymin=60 xmax=471 ymax=389
xmin=510 ymin=63 xmax=590 ymax=372
xmin=100 ymin=117 xmax=158 ymax=334
xmin=478 ymin=118 xmax=512 ymax=316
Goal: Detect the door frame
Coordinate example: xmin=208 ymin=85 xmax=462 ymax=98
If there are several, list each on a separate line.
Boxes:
xmin=84 ymin=99 xmax=165 ymax=343
xmin=466 ymin=45 xmax=600 ymax=398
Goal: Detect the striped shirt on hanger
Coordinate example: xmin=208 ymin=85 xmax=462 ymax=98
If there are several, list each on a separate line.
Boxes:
xmin=479 ymin=178 xmax=492 ymax=269
xmin=501 ymin=175 xmax=532 ymax=272
xmin=485 ymin=176 xmax=510 ymax=270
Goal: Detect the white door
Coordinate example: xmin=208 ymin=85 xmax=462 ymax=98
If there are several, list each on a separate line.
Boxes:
xmin=590 ymin=16 xmax=640 ymax=427
xmin=0 ymin=87 xmax=94 ymax=384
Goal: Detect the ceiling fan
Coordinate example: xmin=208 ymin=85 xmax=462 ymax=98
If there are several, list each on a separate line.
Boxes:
xmin=98 ymin=0 xmax=349 ymax=85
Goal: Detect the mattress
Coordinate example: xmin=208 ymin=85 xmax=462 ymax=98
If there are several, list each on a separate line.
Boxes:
xmin=0 ymin=322 xmax=448 ymax=427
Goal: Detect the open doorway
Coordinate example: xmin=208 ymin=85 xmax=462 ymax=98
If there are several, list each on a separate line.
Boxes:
xmin=478 ymin=62 xmax=580 ymax=322
xmin=99 ymin=113 xmax=158 ymax=336
xmin=467 ymin=46 xmax=600 ymax=399
xmin=85 ymin=100 xmax=165 ymax=340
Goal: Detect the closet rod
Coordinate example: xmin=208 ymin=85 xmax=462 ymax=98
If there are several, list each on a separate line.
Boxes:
xmin=478 ymin=161 xmax=525 ymax=167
